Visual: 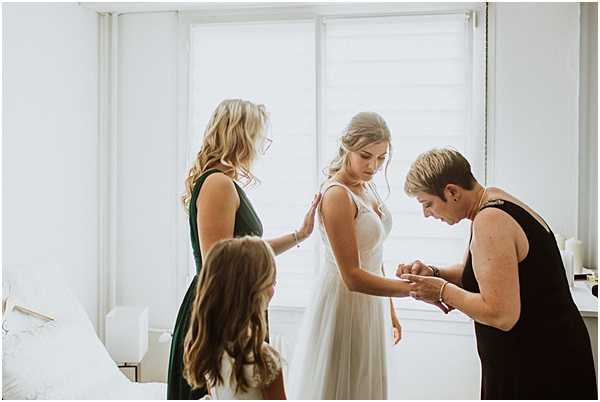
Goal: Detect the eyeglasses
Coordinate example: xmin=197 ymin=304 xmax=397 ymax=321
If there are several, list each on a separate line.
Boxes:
xmin=259 ymin=137 xmax=273 ymax=155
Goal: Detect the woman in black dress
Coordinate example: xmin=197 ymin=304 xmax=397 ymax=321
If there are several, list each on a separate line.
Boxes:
xmin=398 ymin=148 xmax=597 ymax=399
xmin=167 ymin=99 xmax=320 ymax=399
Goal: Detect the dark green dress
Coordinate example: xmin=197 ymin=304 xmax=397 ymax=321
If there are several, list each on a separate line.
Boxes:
xmin=167 ymin=168 xmax=263 ymax=400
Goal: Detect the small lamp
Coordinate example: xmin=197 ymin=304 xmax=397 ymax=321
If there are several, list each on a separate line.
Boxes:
xmin=105 ymin=306 xmax=149 ymax=381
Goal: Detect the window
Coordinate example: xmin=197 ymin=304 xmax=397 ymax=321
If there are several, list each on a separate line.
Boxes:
xmin=189 ymin=21 xmax=318 ymax=306
xmin=188 ymin=8 xmax=484 ymax=308
xmin=322 ymin=14 xmax=481 ymax=296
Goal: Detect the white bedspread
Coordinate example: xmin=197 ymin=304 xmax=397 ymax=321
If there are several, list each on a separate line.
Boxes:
xmin=2 ymin=263 xmax=167 ymax=400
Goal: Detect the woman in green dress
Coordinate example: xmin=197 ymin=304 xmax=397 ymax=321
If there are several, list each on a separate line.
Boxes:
xmin=167 ymin=99 xmax=320 ymax=399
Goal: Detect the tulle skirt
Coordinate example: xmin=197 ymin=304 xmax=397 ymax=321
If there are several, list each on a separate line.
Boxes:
xmin=286 ymin=267 xmax=391 ymax=400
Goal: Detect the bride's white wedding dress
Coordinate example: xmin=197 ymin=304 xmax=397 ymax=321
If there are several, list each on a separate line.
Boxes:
xmin=287 ymin=179 xmax=393 ymax=400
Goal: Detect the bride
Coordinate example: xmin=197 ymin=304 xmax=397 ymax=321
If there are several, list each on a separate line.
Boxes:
xmin=287 ymin=112 xmax=411 ymax=399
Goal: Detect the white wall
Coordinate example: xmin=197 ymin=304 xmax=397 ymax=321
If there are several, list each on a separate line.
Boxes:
xmin=490 ymin=3 xmax=581 ymax=242
xmin=2 ymin=5 xmax=100 ymax=328
xmin=117 ymin=1 xmax=595 ymax=331
xmin=112 ymin=4 xmax=596 ymax=392
xmin=578 ymin=3 xmax=598 ymax=268
xmin=2 ymin=2 xmax=593 ymax=392
xmin=115 ymin=12 xmax=180 ymax=330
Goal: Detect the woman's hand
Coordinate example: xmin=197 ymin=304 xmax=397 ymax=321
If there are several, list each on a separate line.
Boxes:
xmin=396 ymin=260 xmax=433 ymax=278
xmin=391 ymin=312 xmax=402 ymax=344
xmin=400 ymin=274 xmax=451 ymax=314
xmin=296 ymin=193 xmax=322 ymax=241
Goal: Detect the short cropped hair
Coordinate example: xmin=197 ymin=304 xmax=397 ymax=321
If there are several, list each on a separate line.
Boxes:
xmin=404 ymin=148 xmax=477 ymax=201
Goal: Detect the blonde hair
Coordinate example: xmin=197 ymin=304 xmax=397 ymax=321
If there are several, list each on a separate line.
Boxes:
xmin=325 ymin=112 xmax=392 ymax=191
xmin=404 ymin=148 xmax=476 ymax=201
xmin=182 ymin=99 xmax=268 ymax=209
xmin=183 ymin=236 xmax=276 ymax=394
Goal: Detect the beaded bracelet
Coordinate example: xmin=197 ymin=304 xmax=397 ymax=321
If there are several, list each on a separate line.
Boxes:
xmin=429 ymin=265 xmax=441 ymax=277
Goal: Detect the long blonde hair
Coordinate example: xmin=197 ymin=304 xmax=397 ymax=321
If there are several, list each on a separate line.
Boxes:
xmin=182 ymin=99 xmax=268 ymax=209
xmin=326 ymin=111 xmax=393 ymax=191
xmin=183 ymin=236 xmax=276 ymax=394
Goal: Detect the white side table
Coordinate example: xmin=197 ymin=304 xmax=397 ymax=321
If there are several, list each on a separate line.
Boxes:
xmin=105 ymin=306 xmax=149 ymax=382
xmin=571 ymin=280 xmax=598 ymax=377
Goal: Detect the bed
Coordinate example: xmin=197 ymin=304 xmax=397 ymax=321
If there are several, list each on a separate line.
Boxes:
xmin=2 ymin=262 xmax=167 ymax=400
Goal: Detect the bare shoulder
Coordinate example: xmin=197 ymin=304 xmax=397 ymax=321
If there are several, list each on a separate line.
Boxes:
xmin=321 ymin=185 xmax=352 ymax=204
xmin=202 ymin=171 xmax=236 ymax=191
xmin=320 ymin=185 xmax=356 ymax=217
xmin=471 ymin=204 xmax=525 ymax=267
xmin=472 ymin=207 xmax=516 ymax=239
xmin=197 ymin=172 xmax=239 ymax=206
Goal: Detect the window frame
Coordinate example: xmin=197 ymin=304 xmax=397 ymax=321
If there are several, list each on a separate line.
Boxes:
xmin=176 ymin=2 xmax=487 ymax=310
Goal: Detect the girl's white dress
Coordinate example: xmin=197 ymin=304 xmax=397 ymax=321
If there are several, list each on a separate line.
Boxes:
xmin=287 ymin=179 xmax=393 ymax=399
xmin=209 ymin=342 xmax=282 ymax=400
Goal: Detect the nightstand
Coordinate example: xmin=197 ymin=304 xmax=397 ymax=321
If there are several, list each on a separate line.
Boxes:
xmin=118 ymin=362 xmax=142 ymax=382
xmin=105 ymin=306 xmax=149 ymax=382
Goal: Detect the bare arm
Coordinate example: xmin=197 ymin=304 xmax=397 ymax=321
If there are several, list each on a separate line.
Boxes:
xmin=196 ymin=173 xmax=239 ymax=259
xmin=382 ymin=264 xmax=402 ymax=343
xmin=439 ymin=209 xmax=521 ymax=331
xmin=383 ymin=265 xmax=396 ymax=312
xmin=382 ymin=264 xmax=399 ymax=317
xmin=397 ymin=254 xmax=465 ymax=286
xmin=438 ymin=260 xmax=467 ymax=286
xmin=261 ymin=370 xmax=286 ymax=400
xmin=321 ymin=186 xmax=410 ymax=297
xmin=266 ymin=232 xmax=303 ymax=256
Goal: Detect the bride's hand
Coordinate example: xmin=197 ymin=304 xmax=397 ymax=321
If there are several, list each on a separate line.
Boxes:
xmin=296 ymin=193 xmax=322 ymax=241
xmin=391 ymin=313 xmax=402 ymax=344
xmin=396 ymin=260 xmax=432 ymax=278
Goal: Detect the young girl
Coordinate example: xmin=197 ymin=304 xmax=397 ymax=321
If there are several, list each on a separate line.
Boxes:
xmin=183 ymin=236 xmax=285 ymax=400
xmin=169 ymin=99 xmax=319 ymax=400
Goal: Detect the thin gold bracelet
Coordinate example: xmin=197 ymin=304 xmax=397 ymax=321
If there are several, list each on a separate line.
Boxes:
xmin=439 ymin=280 xmax=449 ymax=302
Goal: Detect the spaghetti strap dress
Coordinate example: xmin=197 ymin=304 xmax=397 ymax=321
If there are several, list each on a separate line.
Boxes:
xmin=287 ymin=179 xmax=393 ymax=399
xmin=167 ymin=168 xmax=263 ymax=399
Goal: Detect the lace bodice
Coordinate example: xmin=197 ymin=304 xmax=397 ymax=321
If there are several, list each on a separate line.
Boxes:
xmin=318 ymin=179 xmax=392 ymax=274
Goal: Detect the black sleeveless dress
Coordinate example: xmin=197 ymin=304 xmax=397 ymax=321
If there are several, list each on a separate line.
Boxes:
xmin=167 ymin=169 xmax=263 ymax=399
xmin=462 ymin=199 xmax=597 ymax=399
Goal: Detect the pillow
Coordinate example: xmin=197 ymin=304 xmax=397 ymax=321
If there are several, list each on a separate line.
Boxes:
xmin=2 ymin=262 xmax=93 ymax=333
xmin=2 ymin=320 xmax=126 ymax=399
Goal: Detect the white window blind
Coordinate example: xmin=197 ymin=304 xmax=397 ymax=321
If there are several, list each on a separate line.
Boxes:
xmin=190 ymin=12 xmax=483 ymax=308
xmin=189 ymin=21 xmax=318 ymax=306
xmin=322 ymin=14 xmax=479 ymax=286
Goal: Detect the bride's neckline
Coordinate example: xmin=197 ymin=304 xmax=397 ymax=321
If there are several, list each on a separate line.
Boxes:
xmin=329 ymin=178 xmax=385 ymax=221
